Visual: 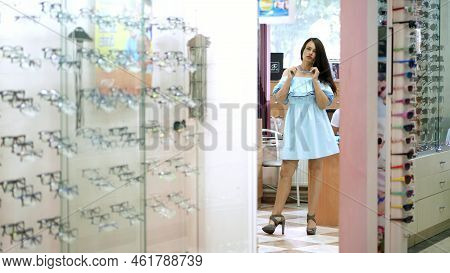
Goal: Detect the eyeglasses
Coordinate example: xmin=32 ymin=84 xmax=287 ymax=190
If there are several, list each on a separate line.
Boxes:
xmin=416 ymin=107 xmax=437 ymax=115
xmin=1 ymin=221 xmax=25 ymax=237
xmin=417 ymin=85 xmax=443 ymax=93
xmin=416 ymin=96 xmax=443 ymax=105
xmin=56 ymin=226 xmax=78 ymax=243
xmin=38 ymin=89 xmax=77 ymax=116
xmin=1 ymin=135 xmax=26 ymax=148
xmin=167 ymin=192 xmax=198 ymax=214
xmin=109 ymin=164 xmax=130 ymax=176
xmin=150 ymin=51 xmax=196 ymax=73
xmin=392 ymin=110 xmax=415 ymax=120
xmin=37 ymin=216 xmax=61 ymax=235
xmin=392 ymin=174 xmax=414 ymax=184
xmin=89 ymin=213 xmax=111 ymax=225
xmin=421 ymin=22 xmax=438 ymax=31
xmin=82 ymin=168 xmax=101 ymax=180
xmin=419 ymin=117 xmax=443 ymax=124
xmin=117 ymin=171 xmax=135 ymax=181
xmin=0 ymin=178 xmax=26 ymax=194
xmin=98 ymin=221 xmax=119 ymax=232
xmin=16 ymin=190 xmax=42 ymax=207
xmin=78 ymin=48 xmax=114 ymax=73
xmin=110 ymin=201 xmax=131 ymax=213
xmin=146 ymin=195 xmax=176 ymax=219
xmin=417 ymin=53 xmax=443 ymax=61
xmin=80 ymin=207 xmax=102 ymax=219
xmin=56 ymin=184 xmax=78 ymax=200
xmin=392 ymin=124 xmax=415 ymax=132
xmin=391 ymin=162 xmax=413 ymax=170
xmin=0 ymin=45 xmax=24 ymax=58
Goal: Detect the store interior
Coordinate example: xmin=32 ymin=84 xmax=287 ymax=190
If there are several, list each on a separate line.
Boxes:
xmin=257 ymin=0 xmax=450 ymax=253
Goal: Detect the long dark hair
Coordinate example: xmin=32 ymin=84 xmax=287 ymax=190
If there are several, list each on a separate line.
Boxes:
xmin=300 ymin=38 xmax=337 ymax=94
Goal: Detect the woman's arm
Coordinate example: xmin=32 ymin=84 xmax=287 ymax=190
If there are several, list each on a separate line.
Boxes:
xmin=312 ymin=79 xmax=330 ymax=110
xmin=311 ymin=67 xmax=330 ymax=110
xmin=274 ymin=67 xmax=296 ymax=103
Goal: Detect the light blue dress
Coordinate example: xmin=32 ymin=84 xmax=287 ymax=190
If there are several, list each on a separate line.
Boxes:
xmin=273 ymin=76 xmax=339 ymax=160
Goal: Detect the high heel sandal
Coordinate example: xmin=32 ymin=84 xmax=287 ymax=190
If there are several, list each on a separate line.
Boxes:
xmin=306 ymin=214 xmax=317 ymax=235
xmin=262 ymin=215 xmax=286 ymax=235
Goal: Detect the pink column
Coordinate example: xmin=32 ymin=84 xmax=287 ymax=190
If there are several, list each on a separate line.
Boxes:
xmin=339 ymin=0 xmax=378 ymax=252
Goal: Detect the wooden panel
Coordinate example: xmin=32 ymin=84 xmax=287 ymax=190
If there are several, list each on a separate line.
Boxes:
xmin=308 ymin=153 xmax=340 ymax=227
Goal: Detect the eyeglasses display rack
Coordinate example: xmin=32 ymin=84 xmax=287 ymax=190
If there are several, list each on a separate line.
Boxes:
xmin=0 ymin=0 xmax=206 ymax=253
xmin=378 ymin=0 xmax=446 ymax=253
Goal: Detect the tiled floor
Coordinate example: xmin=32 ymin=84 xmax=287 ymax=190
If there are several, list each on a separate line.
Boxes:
xmin=408 ymin=229 xmax=450 ymax=253
xmin=257 ymin=203 xmax=339 ymax=253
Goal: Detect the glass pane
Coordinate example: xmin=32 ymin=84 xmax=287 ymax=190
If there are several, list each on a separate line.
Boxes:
xmin=439 ymin=0 xmax=450 ymax=150
xmin=61 ymin=0 xmax=147 ymax=252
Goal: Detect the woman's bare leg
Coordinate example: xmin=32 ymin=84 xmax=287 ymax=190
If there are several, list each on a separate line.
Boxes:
xmin=271 ymin=160 xmax=299 ymax=217
xmin=308 ymin=158 xmax=324 ymax=229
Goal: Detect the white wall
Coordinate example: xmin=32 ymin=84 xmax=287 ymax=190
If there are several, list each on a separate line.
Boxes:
xmin=179 ymin=0 xmax=258 ymax=252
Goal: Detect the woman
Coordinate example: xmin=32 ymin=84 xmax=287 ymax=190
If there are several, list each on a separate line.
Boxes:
xmin=262 ymin=38 xmax=339 ymax=236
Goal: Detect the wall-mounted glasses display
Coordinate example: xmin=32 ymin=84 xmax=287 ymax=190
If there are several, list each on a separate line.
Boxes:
xmin=0 ymin=0 xmax=206 ymax=253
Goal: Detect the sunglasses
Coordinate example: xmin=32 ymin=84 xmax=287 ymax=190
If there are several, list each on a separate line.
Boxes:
xmin=392 ymin=136 xmax=415 ymax=145
xmin=393 ymin=71 xmax=414 ymax=79
xmin=392 ymin=110 xmax=415 ymax=120
xmin=392 ymin=124 xmax=415 ymax=132
xmin=391 ymin=162 xmax=413 ymax=170
xmin=393 ymin=58 xmax=416 ymax=68
xmin=393 ymin=98 xmax=415 ymax=105
xmin=391 ymin=215 xmax=414 ymax=223
xmin=391 ymin=202 xmax=414 ymax=211
xmin=391 ymin=189 xmax=415 ymax=198
xmin=392 ymin=149 xmax=415 ymax=159
xmin=173 ymin=120 xmax=186 ymax=132
xmin=392 ymin=174 xmax=414 ymax=184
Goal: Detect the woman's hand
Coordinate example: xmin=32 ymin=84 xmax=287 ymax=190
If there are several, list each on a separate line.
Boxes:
xmin=311 ymin=67 xmax=320 ymax=80
xmin=286 ymin=66 xmax=297 ymax=80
